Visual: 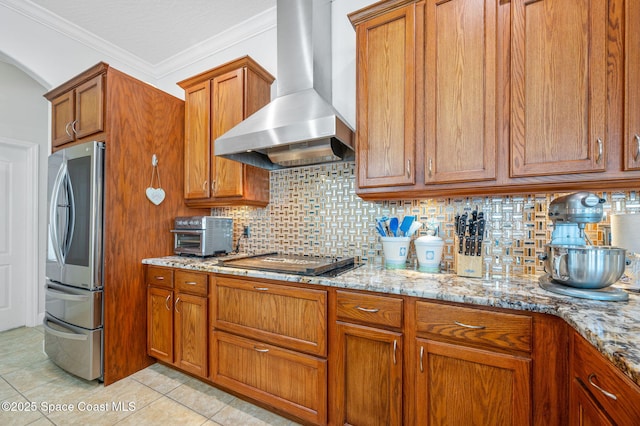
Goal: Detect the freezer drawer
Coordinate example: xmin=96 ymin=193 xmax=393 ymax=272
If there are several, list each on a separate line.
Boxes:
xmin=45 ymin=281 xmax=102 ymax=329
xmin=44 ymin=314 xmax=102 ymax=381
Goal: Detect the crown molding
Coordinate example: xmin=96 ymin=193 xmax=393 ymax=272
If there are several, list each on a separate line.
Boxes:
xmin=0 ymin=0 xmax=276 ymax=82
xmin=154 ymin=7 xmax=276 ymax=79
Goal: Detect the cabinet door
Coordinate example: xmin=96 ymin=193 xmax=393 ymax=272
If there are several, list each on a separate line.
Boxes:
xmin=211 ymin=68 xmax=245 ymax=198
xmin=625 ymin=0 xmax=640 ymax=170
xmin=416 ymin=338 xmax=531 ymax=426
xmin=211 ymin=331 xmax=327 ymax=425
xmin=184 ymin=81 xmax=211 ymax=199
xmin=356 ymin=3 xmax=416 ymax=188
xmin=424 ymin=0 xmax=497 ymax=183
xmin=174 ymin=292 xmax=208 ymax=377
xmin=334 ymin=322 xmax=402 ymax=426
xmin=570 ymin=379 xmax=615 ymax=426
xmin=510 ymin=0 xmax=607 ymax=176
xmin=74 ymin=75 xmax=104 ymax=139
xmin=147 ymin=287 xmax=173 ymax=363
xmin=51 ymin=91 xmax=75 ymax=147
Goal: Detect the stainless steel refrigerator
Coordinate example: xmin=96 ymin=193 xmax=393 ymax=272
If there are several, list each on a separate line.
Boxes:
xmin=44 ymin=141 xmax=104 ymax=381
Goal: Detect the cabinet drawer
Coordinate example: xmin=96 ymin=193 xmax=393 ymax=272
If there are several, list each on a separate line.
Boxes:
xmin=146 ymin=266 xmax=173 ymax=288
xmin=175 ymin=270 xmax=208 ymax=296
xmin=213 ymin=277 xmax=327 ymax=356
xmin=415 ymin=301 xmax=532 ymax=353
xmin=572 ymin=332 xmax=640 ymax=425
xmin=211 ymin=331 xmax=327 ymax=425
xmin=336 ymin=290 xmax=403 ymax=328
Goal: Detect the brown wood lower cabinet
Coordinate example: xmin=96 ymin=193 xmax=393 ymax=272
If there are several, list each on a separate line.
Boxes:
xmin=415 ymin=339 xmax=531 ymax=425
xmin=333 ymin=322 xmax=403 ymax=426
xmin=146 ymin=267 xmax=209 ymax=378
xmin=211 ymin=330 xmax=327 ymax=425
xmin=570 ymin=332 xmax=640 ymax=425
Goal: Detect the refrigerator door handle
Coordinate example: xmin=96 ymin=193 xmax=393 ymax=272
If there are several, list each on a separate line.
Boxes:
xmin=63 ymin=170 xmax=76 ymax=258
xmin=49 ymin=162 xmax=67 ymax=266
xmin=43 ymin=318 xmax=88 ymax=341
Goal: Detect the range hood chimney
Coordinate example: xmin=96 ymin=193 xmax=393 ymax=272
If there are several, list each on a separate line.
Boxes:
xmin=214 ymin=0 xmax=355 ymax=170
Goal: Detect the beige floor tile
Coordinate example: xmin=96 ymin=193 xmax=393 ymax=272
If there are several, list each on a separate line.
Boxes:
xmin=3 ymin=358 xmax=73 ymax=394
xmin=0 ymin=377 xmax=19 ymax=400
xmin=116 ymin=395 xmax=208 ymax=426
xmin=0 ymin=393 xmax=47 ymax=426
xmin=167 ymin=376 xmax=236 ymax=418
xmin=212 ymin=398 xmax=300 ymax=426
xmin=129 ymin=362 xmax=190 ymax=394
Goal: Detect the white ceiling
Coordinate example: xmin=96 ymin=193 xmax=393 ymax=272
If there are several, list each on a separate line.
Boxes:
xmin=9 ymin=0 xmax=276 ymax=69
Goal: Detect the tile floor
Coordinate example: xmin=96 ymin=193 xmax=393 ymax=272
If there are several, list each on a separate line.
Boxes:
xmin=0 ymin=326 xmax=300 ymax=425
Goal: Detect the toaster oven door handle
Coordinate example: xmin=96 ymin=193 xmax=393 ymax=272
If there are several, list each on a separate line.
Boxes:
xmin=170 ymin=229 xmax=205 ymax=234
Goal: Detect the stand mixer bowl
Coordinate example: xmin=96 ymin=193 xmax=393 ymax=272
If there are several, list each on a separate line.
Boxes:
xmin=543 ymin=245 xmax=626 ymax=289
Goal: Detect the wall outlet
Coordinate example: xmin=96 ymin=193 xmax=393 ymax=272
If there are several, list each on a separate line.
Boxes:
xmin=243 ymin=226 xmax=250 ymax=238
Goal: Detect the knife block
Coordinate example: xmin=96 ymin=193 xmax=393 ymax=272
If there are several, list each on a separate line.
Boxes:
xmin=456 ymin=252 xmax=483 ymax=278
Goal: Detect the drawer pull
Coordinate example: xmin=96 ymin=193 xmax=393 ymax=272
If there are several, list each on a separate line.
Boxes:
xmin=419 ymin=346 xmax=424 ymax=372
xmin=454 ymin=321 xmax=486 ymax=330
xmin=165 ymin=294 xmax=171 ymax=311
xmin=254 ymin=287 xmax=269 ymax=291
xmin=588 ymin=373 xmax=618 ymax=400
xmin=254 ymin=346 xmax=269 ymax=353
xmin=393 ymin=340 xmax=398 ymax=365
xmin=184 ymin=281 xmax=198 ymax=285
xmin=355 ymin=305 xmax=380 ymax=313
xmin=154 ymin=276 xmax=165 ymax=280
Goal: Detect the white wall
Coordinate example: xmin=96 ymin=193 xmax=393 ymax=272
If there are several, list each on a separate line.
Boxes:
xmin=0 ymin=61 xmax=49 ymax=319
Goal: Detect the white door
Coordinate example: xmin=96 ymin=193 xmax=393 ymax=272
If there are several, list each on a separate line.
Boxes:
xmin=0 ymin=142 xmax=30 ymax=331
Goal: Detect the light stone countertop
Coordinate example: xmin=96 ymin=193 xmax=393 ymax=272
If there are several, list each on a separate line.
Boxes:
xmin=143 ymin=255 xmax=640 ymax=387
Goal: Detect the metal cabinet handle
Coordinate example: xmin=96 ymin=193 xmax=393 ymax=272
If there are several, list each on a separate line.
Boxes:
xmin=165 ymin=294 xmax=172 ymax=311
xmin=154 ymin=276 xmax=165 ymax=280
xmin=202 ymin=180 xmax=208 ymax=190
xmin=634 ymin=134 xmax=640 ymax=162
xmin=211 ymin=180 xmax=216 ymax=192
xmin=588 ymin=373 xmax=618 ymax=400
xmin=596 ymin=138 xmax=603 ymax=163
xmin=428 ymin=157 xmax=433 ymax=178
xmin=454 ymin=321 xmax=486 ymax=330
xmin=406 ymin=160 xmax=411 ymax=178
xmin=184 ymin=281 xmax=198 ymax=285
xmin=174 ymin=297 xmax=181 ymax=313
xmin=393 ymin=340 xmax=398 ymax=365
xmin=355 ymin=306 xmax=379 ymax=313
xmin=254 ymin=346 xmax=269 ymax=353
xmin=71 ymin=120 xmax=78 ymax=135
xmin=419 ymin=346 xmax=424 ymax=372
xmin=254 ymin=287 xmax=269 ymax=291
xmin=65 ymin=122 xmax=72 ymax=137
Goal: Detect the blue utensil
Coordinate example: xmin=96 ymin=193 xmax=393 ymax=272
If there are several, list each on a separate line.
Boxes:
xmin=399 ymin=216 xmax=415 ymax=236
xmin=389 ymin=217 xmax=399 ymax=237
xmin=375 ymin=221 xmax=387 ymax=237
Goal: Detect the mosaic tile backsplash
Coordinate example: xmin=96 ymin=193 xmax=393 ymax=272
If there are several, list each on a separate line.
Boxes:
xmin=212 ymin=161 xmax=640 ymax=278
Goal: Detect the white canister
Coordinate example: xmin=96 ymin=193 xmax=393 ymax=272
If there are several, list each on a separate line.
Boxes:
xmin=414 ymin=235 xmax=444 ymax=272
xmin=381 ymin=236 xmax=411 ymax=268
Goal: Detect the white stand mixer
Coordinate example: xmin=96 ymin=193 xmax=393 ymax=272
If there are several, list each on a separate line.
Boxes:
xmin=539 ymin=192 xmax=629 ymax=301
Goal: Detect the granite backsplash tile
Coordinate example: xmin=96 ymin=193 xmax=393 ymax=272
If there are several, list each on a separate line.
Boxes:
xmin=211 ymin=162 xmax=640 ymax=278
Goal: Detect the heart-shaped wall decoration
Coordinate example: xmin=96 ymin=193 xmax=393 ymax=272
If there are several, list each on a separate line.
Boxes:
xmin=146 ymin=187 xmax=166 ymax=205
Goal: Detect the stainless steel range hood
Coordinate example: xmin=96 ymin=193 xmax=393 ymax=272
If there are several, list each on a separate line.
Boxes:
xmin=214 ymin=0 xmax=355 ymax=170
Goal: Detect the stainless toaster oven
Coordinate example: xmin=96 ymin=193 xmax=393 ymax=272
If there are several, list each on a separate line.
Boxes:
xmin=171 ymin=216 xmax=233 ymax=257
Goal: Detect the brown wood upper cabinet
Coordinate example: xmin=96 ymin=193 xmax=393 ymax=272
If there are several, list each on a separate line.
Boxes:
xmin=625 ymin=0 xmax=640 ymax=171
xmin=424 ymin=0 xmax=498 ymax=184
xmin=510 ymin=0 xmax=607 ymax=177
xmin=45 ymin=68 xmax=105 ymax=148
xmin=178 ymin=56 xmax=274 ymax=207
xmin=351 ymin=1 xmax=416 ymax=188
